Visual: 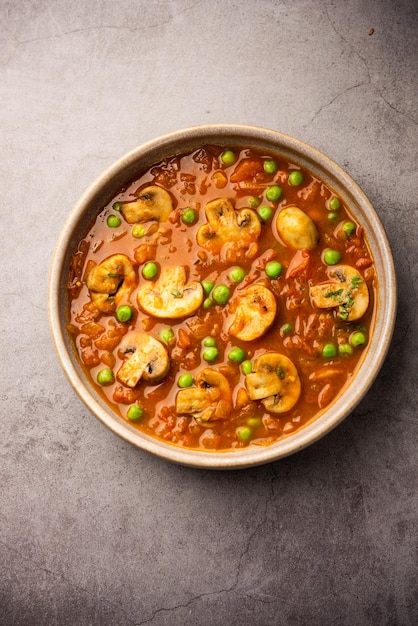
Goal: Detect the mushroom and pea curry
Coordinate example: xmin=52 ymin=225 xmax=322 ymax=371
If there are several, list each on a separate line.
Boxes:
xmin=67 ymin=145 xmax=376 ymax=451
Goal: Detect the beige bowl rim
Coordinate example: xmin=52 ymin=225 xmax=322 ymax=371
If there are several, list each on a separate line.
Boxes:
xmin=48 ymin=124 xmax=397 ymax=469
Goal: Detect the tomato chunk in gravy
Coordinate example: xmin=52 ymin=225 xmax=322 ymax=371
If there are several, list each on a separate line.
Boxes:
xmin=67 ymin=145 xmax=376 ymax=451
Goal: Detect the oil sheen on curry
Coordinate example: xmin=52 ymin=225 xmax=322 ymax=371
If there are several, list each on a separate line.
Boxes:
xmin=68 ymin=145 xmax=376 ymax=451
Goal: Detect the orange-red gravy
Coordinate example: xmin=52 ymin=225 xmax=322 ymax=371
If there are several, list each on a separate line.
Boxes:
xmin=67 ymin=145 xmax=376 ymax=451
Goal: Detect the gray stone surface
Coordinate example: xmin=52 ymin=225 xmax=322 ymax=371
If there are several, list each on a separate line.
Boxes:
xmin=1 ymin=0 xmax=417 ymax=624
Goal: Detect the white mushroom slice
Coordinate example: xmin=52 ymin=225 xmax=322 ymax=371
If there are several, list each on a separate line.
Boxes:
xmin=86 ymin=254 xmax=136 ymax=313
xmin=120 ymin=185 xmax=173 ymax=224
xmin=117 ymin=333 xmax=169 ymax=388
xmin=137 ymin=266 xmax=203 ymax=319
xmin=244 ymin=372 xmax=282 ymax=401
xmin=197 ymin=198 xmax=261 ymax=256
xmin=228 ymin=284 xmax=277 ymax=341
xmin=245 ymin=353 xmax=301 ymax=414
xmin=175 ymin=369 xmax=232 ymax=423
xmin=276 ymin=206 xmax=319 ymax=250
xmin=175 ymin=388 xmax=214 ymax=415
xmin=310 ymin=264 xmax=369 ymax=321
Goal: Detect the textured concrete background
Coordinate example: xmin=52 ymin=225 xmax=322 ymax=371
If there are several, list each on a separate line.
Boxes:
xmin=1 ymin=1 xmax=417 ymax=624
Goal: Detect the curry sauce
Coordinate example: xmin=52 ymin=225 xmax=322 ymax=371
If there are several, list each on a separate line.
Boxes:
xmin=67 ymin=145 xmax=376 ymax=451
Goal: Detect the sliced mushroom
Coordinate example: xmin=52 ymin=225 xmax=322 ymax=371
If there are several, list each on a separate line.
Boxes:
xmin=245 ymin=353 xmax=301 ymax=414
xmin=117 ymin=333 xmax=170 ymax=388
xmin=120 ymin=185 xmax=173 ymax=224
xmin=276 ymin=206 xmax=319 ymax=250
xmin=228 ymin=284 xmax=277 ymax=341
xmin=137 ymin=266 xmax=203 ymax=319
xmin=86 ymin=254 xmax=136 ymax=313
xmin=175 ymin=369 xmax=232 ymax=423
xmin=197 ymin=198 xmax=261 ymax=258
xmin=310 ymin=264 xmax=369 ymax=321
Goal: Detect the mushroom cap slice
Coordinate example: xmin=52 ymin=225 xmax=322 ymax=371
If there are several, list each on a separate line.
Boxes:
xmin=310 ymin=264 xmax=369 ymax=321
xmin=86 ymin=254 xmax=136 ymax=313
xmin=197 ymin=198 xmax=261 ymax=256
xmin=137 ymin=266 xmax=204 ymax=319
xmin=276 ymin=206 xmax=319 ymax=250
xmin=117 ymin=332 xmax=170 ymax=388
xmin=245 ymin=353 xmax=301 ymax=414
xmin=120 ymin=185 xmax=173 ymax=224
xmin=175 ymin=369 xmax=232 ymax=423
xmin=228 ymin=284 xmax=277 ymax=341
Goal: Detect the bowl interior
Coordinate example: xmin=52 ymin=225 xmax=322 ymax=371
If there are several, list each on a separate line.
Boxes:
xmin=49 ymin=125 xmax=397 ymax=469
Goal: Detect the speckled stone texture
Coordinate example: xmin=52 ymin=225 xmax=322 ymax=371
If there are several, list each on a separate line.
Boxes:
xmin=1 ymin=1 xmax=417 ymax=624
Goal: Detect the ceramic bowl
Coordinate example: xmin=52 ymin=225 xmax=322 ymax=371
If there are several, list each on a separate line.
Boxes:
xmin=48 ymin=125 xmax=396 ymax=469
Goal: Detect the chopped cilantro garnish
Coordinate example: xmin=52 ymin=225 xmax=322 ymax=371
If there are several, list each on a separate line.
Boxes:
xmin=350 ymin=275 xmax=363 ymax=290
xmin=277 ymin=367 xmax=286 ymax=380
xmin=324 ymin=288 xmax=344 ymax=299
xmin=337 ymin=305 xmax=349 ymax=321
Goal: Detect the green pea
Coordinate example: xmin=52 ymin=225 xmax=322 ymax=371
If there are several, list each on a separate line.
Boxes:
xmin=350 ymin=331 xmax=367 ymax=347
xmin=342 ymin=221 xmax=356 ymax=237
xmin=203 ymin=336 xmax=216 ymax=347
xmin=265 ymin=261 xmax=282 ymax=278
xmin=324 ymin=249 xmax=341 ymax=266
xmin=236 ymin=426 xmax=252 ymax=441
xmin=112 ymin=202 xmax=122 ymax=211
xmin=212 ymin=284 xmax=231 ymax=305
xmin=280 ymin=323 xmax=293 ymax=335
xmin=247 ymin=416 xmax=262 ymax=428
xmin=127 ymin=405 xmax=144 ymax=421
xmin=116 ymin=305 xmax=133 ymax=323
xmin=329 ymin=196 xmax=341 ymax=211
xmin=322 ymin=343 xmax=337 ymax=358
xmin=202 ymin=280 xmax=214 ymax=295
xmin=328 ymin=212 xmax=339 ymax=222
xmin=203 ymin=346 xmax=219 ymax=362
xmin=288 ymin=170 xmax=304 ymax=186
xmin=142 ymin=262 xmax=158 ymax=280
xmin=228 ymin=348 xmax=246 ymax=363
xmin=181 ymin=208 xmax=197 ymax=225
xmin=221 ymin=149 xmax=235 ymax=165
xmin=107 ymin=215 xmax=121 ymax=228
xmin=160 ymin=327 xmax=174 ymax=344
xmin=229 ymin=267 xmax=246 ymax=283
xmin=203 ymin=297 xmax=213 ymax=309
xmin=248 ymin=196 xmax=261 ymax=208
xmin=339 ymin=343 xmax=354 ymax=356
xmin=263 ymin=159 xmax=278 ymax=174
xmin=266 ymin=185 xmax=282 ymax=202
xmin=241 ymin=360 xmax=253 ymax=375
xmin=132 ymin=224 xmax=146 ymax=238
xmin=97 ymin=368 xmax=114 ymax=386
xmin=178 ymin=373 xmax=194 ymax=388
xmin=257 ymin=206 xmax=273 ymax=221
